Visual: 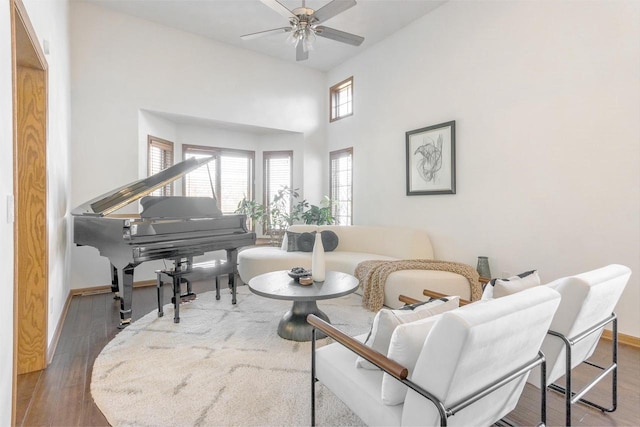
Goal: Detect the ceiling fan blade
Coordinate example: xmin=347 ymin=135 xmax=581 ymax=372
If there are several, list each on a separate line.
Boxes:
xmin=313 ymin=0 xmax=357 ymax=24
xmin=296 ymin=41 xmax=309 ymax=61
xmin=241 ymin=27 xmax=292 ymax=40
xmin=260 ymin=0 xmax=297 ymax=20
xmin=315 ymin=26 xmax=364 ymax=46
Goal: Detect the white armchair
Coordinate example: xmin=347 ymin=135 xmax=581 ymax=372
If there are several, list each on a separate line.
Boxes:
xmin=526 ymin=264 xmax=631 ymax=426
xmin=308 ymin=286 xmax=562 ymax=426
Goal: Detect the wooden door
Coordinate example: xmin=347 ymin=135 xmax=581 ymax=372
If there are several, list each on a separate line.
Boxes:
xmin=12 ymin=0 xmax=49 ymax=386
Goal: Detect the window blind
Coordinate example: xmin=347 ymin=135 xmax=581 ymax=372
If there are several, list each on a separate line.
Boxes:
xmin=183 ymin=145 xmax=254 ymax=215
xmin=264 ymin=151 xmax=293 ymax=231
xmin=148 ymin=136 xmax=174 ymax=196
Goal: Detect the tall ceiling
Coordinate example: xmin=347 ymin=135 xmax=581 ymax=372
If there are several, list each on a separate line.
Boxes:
xmin=84 ymin=0 xmax=446 ymax=71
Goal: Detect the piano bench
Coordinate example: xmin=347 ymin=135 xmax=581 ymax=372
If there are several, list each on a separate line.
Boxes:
xmin=156 ymin=260 xmax=235 ymax=323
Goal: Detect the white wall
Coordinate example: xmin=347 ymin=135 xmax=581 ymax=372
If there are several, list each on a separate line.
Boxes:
xmin=70 ymin=2 xmax=326 ymax=289
xmin=0 ymin=0 xmax=72 ymax=423
xmin=23 ymin=0 xmax=73 ymax=346
xmin=0 ymin=1 xmax=15 ymax=423
xmin=328 ymin=0 xmax=640 ymax=337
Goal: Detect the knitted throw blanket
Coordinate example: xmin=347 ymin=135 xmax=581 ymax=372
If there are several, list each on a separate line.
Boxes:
xmin=355 ymin=259 xmax=482 ymax=311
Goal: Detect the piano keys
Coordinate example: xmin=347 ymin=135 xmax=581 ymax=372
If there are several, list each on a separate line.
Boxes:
xmin=72 ymin=156 xmax=256 ymax=327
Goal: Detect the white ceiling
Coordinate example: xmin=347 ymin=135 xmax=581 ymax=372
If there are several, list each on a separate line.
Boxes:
xmin=84 ymin=0 xmax=446 ymax=71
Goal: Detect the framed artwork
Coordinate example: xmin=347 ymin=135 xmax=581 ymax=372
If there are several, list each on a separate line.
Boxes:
xmin=406 ymin=120 xmax=456 ymax=195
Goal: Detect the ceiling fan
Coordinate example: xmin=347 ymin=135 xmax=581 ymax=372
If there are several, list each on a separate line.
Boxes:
xmin=241 ymin=0 xmax=365 ymax=61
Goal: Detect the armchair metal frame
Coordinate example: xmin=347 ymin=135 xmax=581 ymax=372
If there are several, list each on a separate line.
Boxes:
xmin=420 ymin=287 xmax=619 ymax=426
xmin=308 ymin=314 xmax=548 ymax=427
xmin=546 ymin=313 xmax=618 ymax=426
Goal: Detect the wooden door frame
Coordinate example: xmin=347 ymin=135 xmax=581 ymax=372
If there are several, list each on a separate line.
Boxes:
xmin=11 ymin=0 xmax=48 ymax=424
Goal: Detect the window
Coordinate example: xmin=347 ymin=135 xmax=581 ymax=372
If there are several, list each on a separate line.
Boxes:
xmin=330 ymin=76 xmax=353 ymax=122
xmin=183 ymin=145 xmax=255 ymax=215
xmin=263 ymin=150 xmax=293 ymax=216
xmin=330 ymin=147 xmax=353 ymax=225
xmin=147 ymin=135 xmax=174 ymax=196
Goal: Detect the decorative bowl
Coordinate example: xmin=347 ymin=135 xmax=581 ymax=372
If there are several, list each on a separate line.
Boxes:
xmin=288 ymin=268 xmax=311 ymax=282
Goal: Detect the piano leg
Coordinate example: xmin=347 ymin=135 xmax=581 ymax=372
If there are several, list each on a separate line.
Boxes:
xmin=226 ymin=249 xmax=238 ymax=305
xmin=157 ymin=271 xmax=164 ymax=318
xmin=118 ymin=263 xmax=137 ymax=328
xmin=110 ymin=264 xmax=120 ymax=299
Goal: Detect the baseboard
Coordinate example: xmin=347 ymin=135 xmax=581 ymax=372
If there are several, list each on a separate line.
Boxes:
xmin=601 ymin=330 xmax=640 ymax=348
xmin=72 ymin=285 xmax=112 ymax=296
xmin=46 ymin=290 xmax=73 ymax=365
xmin=71 ymin=280 xmax=158 ymax=297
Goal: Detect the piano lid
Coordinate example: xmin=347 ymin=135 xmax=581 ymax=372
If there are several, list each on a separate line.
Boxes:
xmin=72 ymin=156 xmax=215 ymax=217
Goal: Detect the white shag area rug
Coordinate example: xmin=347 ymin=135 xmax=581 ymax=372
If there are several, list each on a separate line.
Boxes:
xmin=91 ymin=285 xmax=374 ymax=426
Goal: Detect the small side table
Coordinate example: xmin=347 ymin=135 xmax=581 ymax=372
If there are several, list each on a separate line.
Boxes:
xmin=248 ymin=270 xmax=359 ymax=341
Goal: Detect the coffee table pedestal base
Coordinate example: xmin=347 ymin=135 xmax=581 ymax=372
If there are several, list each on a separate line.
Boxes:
xmin=278 ymin=300 xmax=329 ymax=342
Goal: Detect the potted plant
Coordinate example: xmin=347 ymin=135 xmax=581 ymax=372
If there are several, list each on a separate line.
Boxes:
xmin=236 ymin=187 xmax=334 ymax=246
xmin=266 ymin=186 xmax=304 ymax=245
xmin=300 ymin=196 xmax=334 ymax=225
xmin=235 ymin=198 xmax=265 ymax=230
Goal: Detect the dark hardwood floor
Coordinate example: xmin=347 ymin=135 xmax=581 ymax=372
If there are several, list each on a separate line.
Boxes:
xmin=16 ymin=281 xmax=640 ymax=426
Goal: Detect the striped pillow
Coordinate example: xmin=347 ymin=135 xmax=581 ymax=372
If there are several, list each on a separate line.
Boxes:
xmin=482 ymin=270 xmax=540 ymax=299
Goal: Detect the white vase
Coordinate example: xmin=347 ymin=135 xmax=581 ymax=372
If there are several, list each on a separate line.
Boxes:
xmin=311 ymin=231 xmax=326 ymax=282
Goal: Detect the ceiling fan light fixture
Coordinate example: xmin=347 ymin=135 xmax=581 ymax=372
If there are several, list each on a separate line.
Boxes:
xmin=286 ymin=29 xmax=299 ymax=46
xmin=242 ymin=0 xmax=364 ymax=61
xmin=303 ymin=28 xmax=316 ymax=52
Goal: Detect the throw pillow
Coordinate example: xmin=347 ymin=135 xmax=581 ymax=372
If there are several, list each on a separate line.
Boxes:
xmin=381 ymin=315 xmax=442 ymax=405
xmin=297 ymin=232 xmax=315 ymax=252
xmin=285 ymin=231 xmax=302 ymax=252
xmin=320 ymin=230 xmax=339 ymax=252
xmin=482 ymin=270 xmax=540 ymax=299
xmin=355 ymin=297 xmax=460 ymax=370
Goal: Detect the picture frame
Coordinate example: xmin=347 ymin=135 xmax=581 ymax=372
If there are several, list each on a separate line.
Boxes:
xmin=406 ymin=120 xmax=456 ymax=195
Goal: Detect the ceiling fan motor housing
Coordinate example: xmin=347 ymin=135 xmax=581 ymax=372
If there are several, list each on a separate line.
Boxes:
xmin=292 ymin=7 xmax=315 ymax=17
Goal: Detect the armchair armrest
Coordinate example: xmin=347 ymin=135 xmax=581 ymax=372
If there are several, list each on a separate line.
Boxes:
xmin=423 ymin=289 xmax=471 ymax=306
xmin=398 ymin=294 xmax=422 ymax=305
xmin=306 ymin=314 xmax=408 ymax=380
xmin=399 ymin=292 xmax=473 ymax=307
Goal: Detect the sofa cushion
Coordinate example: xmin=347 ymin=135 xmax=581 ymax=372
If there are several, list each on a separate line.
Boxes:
xmin=356 ymin=297 xmax=459 ymax=370
xmin=238 ymin=248 xmax=398 ymax=284
xmin=318 ymin=225 xmax=434 ymax=259
xmin=325 ymin=252 xmax=397 ymax=277
xmin=383 ymin=269 xmax=471 ymax=309
xmin=238 ymin=247 xmax=313 ymax=282
xmin=482 ymin=270 xmax=540 ymax=299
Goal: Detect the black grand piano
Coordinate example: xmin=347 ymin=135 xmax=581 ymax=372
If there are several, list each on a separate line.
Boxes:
xmin=72 ymin=156 xmax=256 ymax=327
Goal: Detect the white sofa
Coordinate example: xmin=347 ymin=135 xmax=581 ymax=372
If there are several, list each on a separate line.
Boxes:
xmin=237 ymin=225 xmax=472 ymax=308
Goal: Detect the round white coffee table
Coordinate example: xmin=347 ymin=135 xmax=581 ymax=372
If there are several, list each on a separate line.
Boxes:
xmin=248 ymin=270 xmax=359 ymax=341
